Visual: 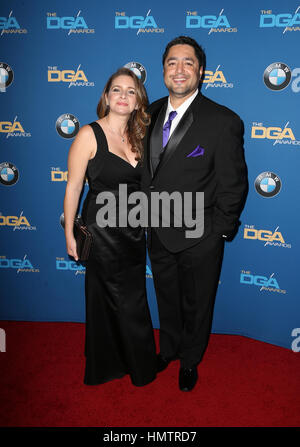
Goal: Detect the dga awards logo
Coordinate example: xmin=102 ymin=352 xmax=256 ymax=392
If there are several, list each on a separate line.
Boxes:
xmin=51 ymin=168 xmax=88 ymax=184
xmin=0 ymin=162 xmax=19 ymax=186
xmin=240 ymin=270 xmax=286 ymax=294
xmin=0 ymin=10 xmax=28 ymax=35
xmin=51 ymin=167 xmax=68 ymax=182
xmin=263 ymin=62 xmax=300 ymax=93
xmin=46 ymin=11 xmax=95 ymax=34
xmin=0 ymin=63 xmax=13 ymax=92
xmin=0 ymin=117 xmax=31 ymax=138
xmin=254 ymin=172 xmax=281 ymax=198
xmin=0 ymin=211 xmax=36 ymax=231
xmin=259 ymin=6 xmax=300 ymax=33
xmin=251 ymin=122 xmax=300 ymax=146
xmin=56 ymin=257 xmax=85 ymax=275
xmin=56 ymin=114 xmax=79 ymax=139
xmin=0 ymin=255 xmax=39 ymax=273
xmin=186 ymin=9 xmax=237 ymax=33
xmin=115 ymin=9 xmax=164 ymax=34
xmin=244 ymin=225 xmax=291 ymax=249
xmin=48 ymin=65 xmax=94 ymax=87
xmin=203 ymin=65 xmax=233 ymax=89
xmin=124 ymin=62 xmax=147 ymax=83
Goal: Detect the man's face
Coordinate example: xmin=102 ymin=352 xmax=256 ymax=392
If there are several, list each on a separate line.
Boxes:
xmin=163 ymin=44 xmax=202 ymax=100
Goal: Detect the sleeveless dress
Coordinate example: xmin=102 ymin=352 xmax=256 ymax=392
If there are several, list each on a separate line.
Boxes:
xmin=81 ymin=121 xmax=157 ymax=386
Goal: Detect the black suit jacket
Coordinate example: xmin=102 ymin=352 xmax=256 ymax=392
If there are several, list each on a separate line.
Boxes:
xmin=142 ymin=92 xmax=248 ymax=253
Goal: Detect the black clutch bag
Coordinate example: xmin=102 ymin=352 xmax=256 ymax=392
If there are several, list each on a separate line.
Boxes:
xmin=73 ymin=217 xmax=93 ymax=261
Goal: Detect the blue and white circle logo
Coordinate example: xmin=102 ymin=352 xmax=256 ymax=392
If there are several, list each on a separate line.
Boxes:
xmin=263 ymin=62 xmax=291 ymax=91
xmin=60 ymin=212 xmax=81 ymax=229
xmin=124 ymin=62 xmax=147 ymax=84
xmin=255 ymin=172 xmax=281 ymax=197
xmin=60 ymin=212 xmax=65 ymax=228
xmin=56 ymin=113 xmax=80 ymax=139
xmin=0 ymin=162 xmax=19 ymax=186
xmin=0 ymin=63 xmax=14 ymax=91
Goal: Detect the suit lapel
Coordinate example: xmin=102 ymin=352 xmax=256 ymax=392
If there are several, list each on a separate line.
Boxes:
xmin=149 ymin=102 xmax=167 ymax=178
xmin=158 ymin=109 xmax=193 ymax=174
xmin=149 ymin=93 xmax=202 ymax=179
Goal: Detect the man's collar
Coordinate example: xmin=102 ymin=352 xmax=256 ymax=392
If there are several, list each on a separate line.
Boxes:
xmin=167 ymin=89 xmax=199 ymax=115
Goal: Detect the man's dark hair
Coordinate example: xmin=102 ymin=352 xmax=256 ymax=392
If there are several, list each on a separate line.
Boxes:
xmin=162 ymin=35 xmax=206 ymax=72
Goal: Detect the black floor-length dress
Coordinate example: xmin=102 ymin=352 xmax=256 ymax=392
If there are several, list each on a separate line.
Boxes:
xmin=81 ymin=121 xmax=157 ymax=386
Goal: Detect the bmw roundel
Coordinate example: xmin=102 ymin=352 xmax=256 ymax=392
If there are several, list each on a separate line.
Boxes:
xmin=0 ymin=162 xmax=19 ymax=186
xmin=0 ymin=63 xmax=14 ymax=90
xmin=56 ymin=113 xmax=80 ymax=139
xmin=255 ymin=172 xmax=281 ymax=197
xmin=60 ymin=212 xmax=81 ymax=229
xmin=124 ymin=62 xmax=147 ymax=84
xmin=263 ymin=63 xmax=291 ymax=91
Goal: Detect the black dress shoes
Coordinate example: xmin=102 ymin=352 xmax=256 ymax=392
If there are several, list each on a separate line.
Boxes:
xmin=156 ymin=353 xmax=171 ymax=373
xmin=179 ymin=366 xmax=198 ymax=391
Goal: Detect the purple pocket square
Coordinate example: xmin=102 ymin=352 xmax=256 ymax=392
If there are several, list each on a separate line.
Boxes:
xmin=187 ymin=145 xmax=205 ymax=157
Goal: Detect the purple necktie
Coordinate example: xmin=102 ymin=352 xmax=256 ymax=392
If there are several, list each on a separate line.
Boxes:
xmin=163 ymin=111 xmax=177 ymax=147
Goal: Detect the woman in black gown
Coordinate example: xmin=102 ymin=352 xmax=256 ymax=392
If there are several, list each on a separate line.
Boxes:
xmin=63 ymin=68 xmax=157 ymax=386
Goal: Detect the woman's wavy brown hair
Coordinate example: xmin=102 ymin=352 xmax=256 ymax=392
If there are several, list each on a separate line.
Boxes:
xmin=97 ymin=67 xmax=150 ymax=161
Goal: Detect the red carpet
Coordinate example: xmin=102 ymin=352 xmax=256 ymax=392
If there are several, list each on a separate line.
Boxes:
xmin=0 ymin=321 xmax=299 ymax=427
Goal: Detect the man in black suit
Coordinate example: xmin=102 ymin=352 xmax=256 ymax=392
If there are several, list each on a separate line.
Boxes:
xmin=143 ymin=36 xmax=248 ymax=391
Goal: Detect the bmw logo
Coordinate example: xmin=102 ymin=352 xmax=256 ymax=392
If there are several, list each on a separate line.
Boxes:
xmin=60 ymin=212 xmax=65 ymax=229
xmin=263 ymin=63 xmax=291 ymax=91
xmin=255 ymin=172 xmax=281 ymax=198
xmin=60 ymin=212 xmax=81 ymax=229
xmin=124 ymin=62 xmax=147 ymax=84
xmin=56 ymin=113 xmax=80 ymax=139
xmin=0 ymin=162 xmax=19 ymax=186
xmin=0 ymin=63 xmax=14 ymax=90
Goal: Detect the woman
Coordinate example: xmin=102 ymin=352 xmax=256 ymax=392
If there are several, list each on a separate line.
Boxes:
xmin=63 ymin=68 xmax=157 ymax=386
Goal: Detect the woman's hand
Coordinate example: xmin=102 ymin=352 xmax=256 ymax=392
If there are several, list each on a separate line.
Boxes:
xmin=66 ymin=234 xmax=79 ymax=262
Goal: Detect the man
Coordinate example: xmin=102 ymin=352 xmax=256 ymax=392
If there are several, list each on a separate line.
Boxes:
xmin=143 ymin=36 xmax=248 ymax=391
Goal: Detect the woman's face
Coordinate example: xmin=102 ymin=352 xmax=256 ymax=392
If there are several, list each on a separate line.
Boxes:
xmin=106 ymin=75 xmax=138 ymax=116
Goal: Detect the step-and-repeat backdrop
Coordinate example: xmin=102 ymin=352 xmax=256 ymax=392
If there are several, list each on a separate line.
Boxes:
xmin=1 ymin=0 xmax=299 ymax=350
